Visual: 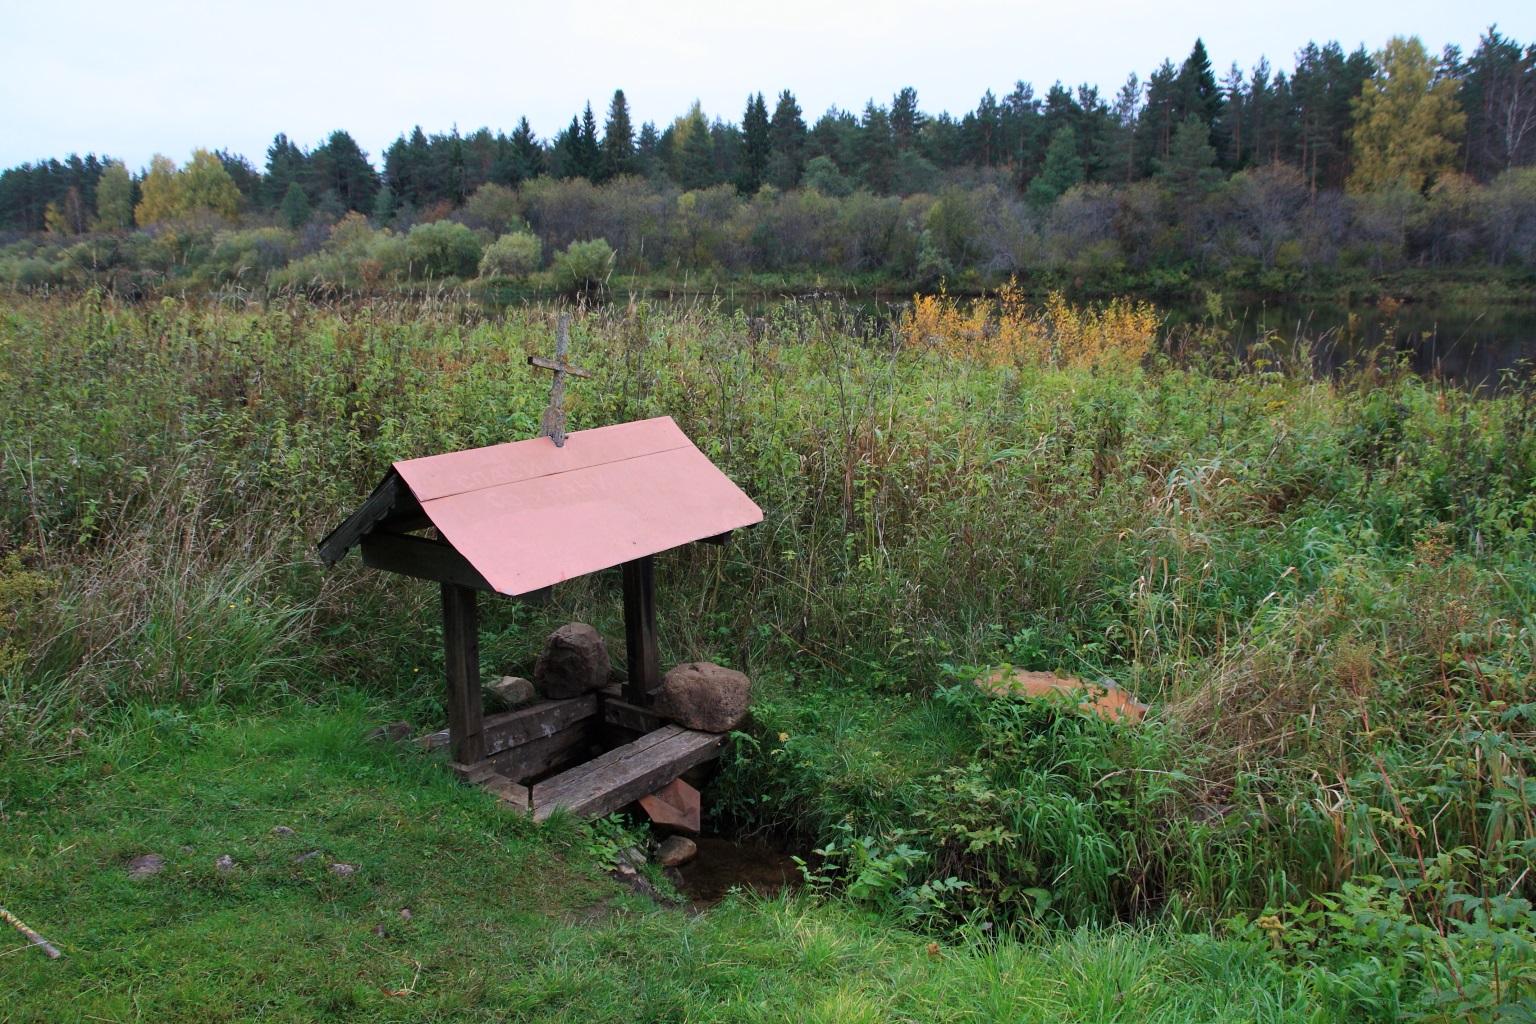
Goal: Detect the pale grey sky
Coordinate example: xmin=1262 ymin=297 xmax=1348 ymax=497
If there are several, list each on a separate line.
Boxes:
xmin=2 ymin=0 xmax=1532 ymax=171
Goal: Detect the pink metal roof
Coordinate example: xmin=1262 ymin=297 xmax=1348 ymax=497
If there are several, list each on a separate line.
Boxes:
xmin=392 ymin=417 xmax=762 ymax=596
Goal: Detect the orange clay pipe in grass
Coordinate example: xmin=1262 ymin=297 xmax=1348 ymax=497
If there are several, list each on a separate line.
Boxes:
xmin=0 ymin=905 xmax=62 ymax=959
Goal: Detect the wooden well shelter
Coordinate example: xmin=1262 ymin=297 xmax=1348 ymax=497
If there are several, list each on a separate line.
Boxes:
xmin=317 ymin=415 xmax=763 ymax=819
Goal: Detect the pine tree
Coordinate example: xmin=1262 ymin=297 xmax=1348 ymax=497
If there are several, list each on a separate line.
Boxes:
xmin=857 ymin=101 xmax=896 ymax=192
xmin=602 ymin=90 xmax=636 ymax=181
xmin=737 ymin=92 xmax=771 ymax=193
xmin=891 ymin=87 xmax=923 ymax=149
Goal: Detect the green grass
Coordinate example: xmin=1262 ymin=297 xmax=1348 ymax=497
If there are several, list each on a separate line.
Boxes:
xmin=2 ymin=292 xmax=1534 ymax=1018
xmin=3 ymin=705 xmax=1310 ymax=1023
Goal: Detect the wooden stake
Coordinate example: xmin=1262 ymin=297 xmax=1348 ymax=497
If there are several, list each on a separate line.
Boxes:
xmin=0 ymin=906 xmax=62 ymax=959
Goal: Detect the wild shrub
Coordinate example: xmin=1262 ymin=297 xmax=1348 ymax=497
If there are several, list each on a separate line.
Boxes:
xmin=403 ymin=220 xmax=482 ymax=279
xmin=479 ymin=231 xmax=542 ymax=279
xmin=551 ymin=238 xmax=614 ymax=293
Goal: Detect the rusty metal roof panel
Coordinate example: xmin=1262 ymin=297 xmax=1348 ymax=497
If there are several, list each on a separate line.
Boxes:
xmin=390 ymin=417 xmax=762 ymax=596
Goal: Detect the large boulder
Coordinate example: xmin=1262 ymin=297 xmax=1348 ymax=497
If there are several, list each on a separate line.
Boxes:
xmin=653 ymin=662 xmax=752 ymax=733
xmin=534 ymin=624 xmax=610 ymax=698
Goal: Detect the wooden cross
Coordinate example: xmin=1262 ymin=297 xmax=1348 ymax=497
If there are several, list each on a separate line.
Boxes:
xmin=527 ymin=314 xmax=591 ymax=447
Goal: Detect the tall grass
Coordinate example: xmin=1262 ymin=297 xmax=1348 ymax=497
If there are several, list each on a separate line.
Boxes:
xmin=2 ymin=291 xmax=1533 ymax=966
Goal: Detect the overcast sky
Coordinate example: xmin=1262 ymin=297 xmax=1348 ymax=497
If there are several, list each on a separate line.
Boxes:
xmin=3 ymin=1 xmax=1533 ymax=171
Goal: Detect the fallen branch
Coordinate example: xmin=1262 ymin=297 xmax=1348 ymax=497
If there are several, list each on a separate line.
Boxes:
xmin=0 ymin=906 xmax=62 ymax=959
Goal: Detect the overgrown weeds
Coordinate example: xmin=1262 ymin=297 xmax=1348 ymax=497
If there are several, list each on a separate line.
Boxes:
xmin=2 ymin=291 xmax=1534 ymax=1011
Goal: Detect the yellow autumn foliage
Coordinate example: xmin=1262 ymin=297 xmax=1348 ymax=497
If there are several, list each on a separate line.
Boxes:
xmin=902 ymin=283 xmax=1159 ymax=369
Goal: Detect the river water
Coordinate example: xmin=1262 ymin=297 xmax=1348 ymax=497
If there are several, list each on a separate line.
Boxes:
xmin=1163 ymin=299 xmax=1536 ymax=389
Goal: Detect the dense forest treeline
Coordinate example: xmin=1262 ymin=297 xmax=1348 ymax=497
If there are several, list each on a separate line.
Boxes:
xmin=3 ymin=30 xmax=1535 ymax=298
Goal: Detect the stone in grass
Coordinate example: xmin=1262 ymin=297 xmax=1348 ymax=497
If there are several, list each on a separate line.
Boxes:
xmin=127 ymin=853 xmax=164 ymax=879
xmin=365 ymin=720 xmax=414 ymax=744
xmin=215 ymin=854 xmax=237 ymax=872
xmin=653 ymin=662 xmax=752 ymax=733
xmin=655 ymin=835 xmax=698 ymax=867
xmin=484 ymin=676 xmax=536 ymax=709
xmin=330 ymin=862 xmax=359 ymax=876
xmin=534 ymin=623 xmax=611 ymax=699
xmin=273 ymin=825 xmax=295 ymax=836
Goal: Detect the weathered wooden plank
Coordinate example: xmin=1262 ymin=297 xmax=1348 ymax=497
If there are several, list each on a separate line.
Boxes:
xmin=481 ymin=695 xmax=598 ymax=759
xmin=531 ymin=727 xmax=726 ymax=821
xmin=316 ymin=470 xmax=423 ymax=566
xmin=527 ymin=354 xmax=593 ymax=378
xmin=621 ymin=555 xmax=661 ymax=706
xmin=479 ymin=773 xmax=530 ymax=813
xmin=442 ymin=583 xmax=485 ymax=765
xmin=483 ymin=720 xmax=596 ymax=782
xmin=416 ymin=728 xmax=451 ymax=751
xmin=362 ymin=532 xmax=495 ymax=592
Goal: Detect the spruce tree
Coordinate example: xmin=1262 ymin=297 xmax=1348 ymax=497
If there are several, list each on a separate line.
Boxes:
xmin=510 ymin=117 xmax=544 ymax=181
xmin=737 ymin=92 xmax=771 ymax=193
xmin=602 ymin=89 xmax=636 ymax=181
xmin=1026 ymin=125 xmax=1084 ymax=206
xmin=578 ymin=103 xmax=601 ymax=181
xmin=280 ymin=180 xmax=311 ymax=227
xmin=767 ymin=90 xmax=806 ymax=188
xmin=1175 ymin=39 xmax=1223 ymax=130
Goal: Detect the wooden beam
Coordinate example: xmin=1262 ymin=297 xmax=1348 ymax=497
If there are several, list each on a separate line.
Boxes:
xmin=530 ymin=726 xmax=726 ymax=821
xmin=442 ymin=583 xmax=485 ymax=764
xmin=601 ymin=693 xmax=665 ymax=735
xmin=480 ymin=696 xmax=598 ymax=759
xmin=316 ymin=471 xmax=424 ymax=566
xmin=621 ymin=555 xmax=660 ymax=706
xmin=362 ymin=532 xmax=494 ymax=591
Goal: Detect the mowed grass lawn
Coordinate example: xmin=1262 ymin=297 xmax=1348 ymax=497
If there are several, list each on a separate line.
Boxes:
xmin=2 ymin=703 xmax=1305 ymax=1023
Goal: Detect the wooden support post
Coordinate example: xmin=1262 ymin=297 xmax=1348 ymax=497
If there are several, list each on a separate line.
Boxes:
xmin=441 ymin=582 xmax=485 ymax=764
xmin=621 ymin=555 xmax=660 ymax=706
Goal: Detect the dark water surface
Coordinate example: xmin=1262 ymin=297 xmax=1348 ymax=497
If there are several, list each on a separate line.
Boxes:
xmin=1167 ymin=299 xmax=1536 ymax=388
xmin=673 ymin=835 xmax=802 ymax=908
xmin=624 ymin=292 xmax=1536 ymax=388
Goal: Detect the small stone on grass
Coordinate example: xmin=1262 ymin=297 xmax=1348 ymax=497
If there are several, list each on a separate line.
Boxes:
xmin=215 ymin=854 xmax=236 ymax=872
xmin=330 ymin=862 xmax=358 ymax=876
xmin=273 ymin=825 xmax=295 ymax=836
xmin=127 ymin=853 xmax=164 ymax=879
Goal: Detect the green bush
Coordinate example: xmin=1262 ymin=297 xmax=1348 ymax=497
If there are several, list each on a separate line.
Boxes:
xmin=478 ymin=231 xmax=542 ymax=279
xmin=550 ymin=237 xmax=614 ymax=293
xmin=404 ymin=220 xmax=483 ymax=279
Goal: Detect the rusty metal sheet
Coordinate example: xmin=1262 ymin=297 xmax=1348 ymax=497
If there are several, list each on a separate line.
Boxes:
xmin=393 ymin=417 xmax=762 ymax=596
